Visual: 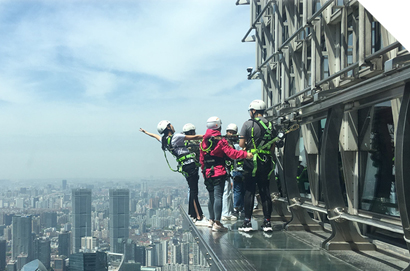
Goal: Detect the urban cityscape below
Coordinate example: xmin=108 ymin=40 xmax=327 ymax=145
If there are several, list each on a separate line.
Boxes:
xmin=0 ymin=178 xmax=211 ymax=271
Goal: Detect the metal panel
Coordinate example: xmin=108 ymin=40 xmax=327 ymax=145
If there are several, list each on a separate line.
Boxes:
xmin=283 ymin=129 xmax=322 ymax=231
xmin=320 ymin=104 xmax=375 ymax=251
xmin=395 ymin=82 xmax=410 ymax=271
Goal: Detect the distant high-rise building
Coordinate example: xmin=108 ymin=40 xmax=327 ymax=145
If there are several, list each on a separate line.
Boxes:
xmin=32 ymin=217 xmax=41 ymax=235
xmin=15 ymin=199 xmax=24 ymax=209
xmin=58 ymin=232 xmax=70 ymax=257
xmin=161 ymin=240 xmax=168 ymax=265
xmin=119 ymin=262 xmax=141 ymax=271
xmin=145 ymin=247 xmax=154 ymax=267
xmin=3 ymin=226 xmax=11 ymax=241
xmin=141 ymin=182 xmax=147 ymax=192
xmin=40 ymin=212 xmax=57 ymax=228
xmin=171 ymin=244 xmax=182 ymax=264
xmin=180 ymin=243 xmax=188 ymax=264
xmin=72 ymin=189 xmax=92 ymax=254
xmin=62 ymin=180 xmax=67 ymax=190
xmin=149 ymin=198 xmax=159 ymax=209
xmin=0 ymin=239 xmax=6 ymax=271
xmin=68 ymin=252 xmax=107 ymax=271
xmin=123 ymin=239 xmax=135 ymax=263
xmin=6 ymin=261 xmax=16 ymax=271
xmin=12 ymin=216 xmax=32 ymax=261
xmin=135 ymin=246 xmax=146 ymax=266
xmin=109 ymin=189 xmax=129 ymax=253
xmin=16 ymin=255 xmax=29 ymax=271
xmin=154 ymin=242 xmax=163 ymax=266
xmin=31 ymin=197 xmax=39 ymax=209
xmin=53 ymin=256 xmax=67 ymax=271
xmin=0 ymin=214 xmax=13 ymax=226
xmin=33 ymin=238 xmax=50 ymax=270
xmin=81 ymin=237 xmax=97 ymax=251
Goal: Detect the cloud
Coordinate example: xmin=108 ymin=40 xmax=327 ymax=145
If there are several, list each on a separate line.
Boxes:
xmin=0 ymin=0 xmax=260 ymax=179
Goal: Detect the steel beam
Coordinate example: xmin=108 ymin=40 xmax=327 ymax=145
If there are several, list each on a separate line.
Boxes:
xmin=283 ymin=129 xmax=322 ymax=231
xmin=395 ymin=82 xmax=410 ymax=271
xmin=320 ymin=103 xmax=375 ymax=251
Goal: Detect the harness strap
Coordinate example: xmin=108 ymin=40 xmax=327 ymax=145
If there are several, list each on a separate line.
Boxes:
xmin=164 ymin=135 xmax=195 ymax=176
xmin=297 ymin=167 xmax=307 ymax=180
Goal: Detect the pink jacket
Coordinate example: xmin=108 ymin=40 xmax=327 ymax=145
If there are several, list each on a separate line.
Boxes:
xmin=199 ymin=129 xmax=248 ymax=178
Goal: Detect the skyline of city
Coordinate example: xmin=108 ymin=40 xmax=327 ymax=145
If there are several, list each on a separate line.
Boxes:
xmin=0 ymin=178 xmax=210 ymax=271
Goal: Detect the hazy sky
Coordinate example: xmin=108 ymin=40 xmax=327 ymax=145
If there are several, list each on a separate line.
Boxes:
xmin=0 ymin=0 xmax=407 ymax=181
xmin=0 ymin=0 xmax=262 ymax=181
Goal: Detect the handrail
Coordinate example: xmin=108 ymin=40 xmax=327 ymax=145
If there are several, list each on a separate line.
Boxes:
xmin=278 ymin=198 xmax=404 ymax=234
xmin=178 ymin=206 xmax=226 ymax=271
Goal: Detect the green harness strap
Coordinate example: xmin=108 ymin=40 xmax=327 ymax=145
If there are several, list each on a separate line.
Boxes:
xmin=163 ymin=150 xmax=188 ymax=177
xmin=296 ymin=167 xmax=306 ymax=180
xmin=248 ymin=122 xmax=300 ymax=177
xmin=163 ymin=136 xmax=195 ymax=177
xmin=248 ymin=118 xmax=275 ymax=177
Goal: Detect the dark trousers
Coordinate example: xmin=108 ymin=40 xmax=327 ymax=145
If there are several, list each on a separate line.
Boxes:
xmin=183 ymin=163 xmax=203 ymax=219
xmin=243 ymin=165 xmax=272 ymax=220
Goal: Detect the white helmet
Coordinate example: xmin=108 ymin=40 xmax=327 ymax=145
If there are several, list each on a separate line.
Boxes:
xmin=182 ymin=123 xmax=196 ymax=133
xmin=206 ymin=116 xmax=222 ymax=130
xmin=248 ymin=99 xmax=267 ymax=111
xmin=226 ymin=123 xmax=238 ymax=133
xmin=157 ymin=120 xmax=171 ymax=134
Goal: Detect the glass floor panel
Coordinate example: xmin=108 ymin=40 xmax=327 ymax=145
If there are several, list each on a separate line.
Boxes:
xmin=184 ymin=206 xmax=408 ymax=271
xmin=241 ymin=250 xmax=360 ymax=271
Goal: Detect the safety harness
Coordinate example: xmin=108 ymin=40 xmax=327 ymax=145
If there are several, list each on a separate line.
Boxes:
xmin=226 ymin=137 xmax=244 ymax=174
xmin=247 ymin=119 xmax=300 ymax=177
xmin=248 ymin=118 xmax=276 ymax=177
xmin=185 ymin=140 xmax=201 ymax=167
xmin=163 ymin=135 xmax=196 ymax=176
xmin=200 ymin=136 xmax=225 ymax=178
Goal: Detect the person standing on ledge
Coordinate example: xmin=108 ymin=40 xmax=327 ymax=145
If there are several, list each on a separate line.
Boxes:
xmin=238 ymin=100 xmax=277 ymax=233
xmin=140 ymin=121 xmax=208 ymax=227
xmin=200 ymin=116 xmax=253 ymax=232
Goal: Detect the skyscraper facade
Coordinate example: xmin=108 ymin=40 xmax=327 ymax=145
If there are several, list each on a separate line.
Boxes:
xmin=0 ymin=239 xmax=6 ymax=271
xmin=58 ymin=232 xmax=70 ymax=257
xmin=109 ymin=189 xmax=129 ymax=253
xmin=33 ymin=238 xmax=51 ymax=270
xmin=69 ymin=252 xmax=107 ymax=271
xmin=135 ymin=246 xmax=146 ymax=266
xmin=12 ymin=216 xmax=32 ymax=261
xmin=72 ymin=189 xmax=92 ymax=253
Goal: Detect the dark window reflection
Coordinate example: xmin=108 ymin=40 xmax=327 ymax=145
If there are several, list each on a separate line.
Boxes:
xmin=297 ymin=136 xmax=310 ymax=199
xmin=359 ymin=101 xmax=397 ymax=216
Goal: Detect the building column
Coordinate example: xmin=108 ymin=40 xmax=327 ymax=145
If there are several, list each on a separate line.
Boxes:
xmin=395 ymin=82 xmax=410 ymax=271
xmin=320 ymin=104 xmax=375 ymax=250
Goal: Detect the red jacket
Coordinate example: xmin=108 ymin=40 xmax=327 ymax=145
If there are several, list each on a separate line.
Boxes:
xmin=200 ymin=129 xmax=248 ymax=178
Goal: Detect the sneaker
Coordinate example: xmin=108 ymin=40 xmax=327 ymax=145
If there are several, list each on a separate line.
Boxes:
xmin=222 ymin=215 xmax=237 ymax=221
xmin=232 ymin=209 xmax=239 ymax=217
xmin=261 ymin=220 xmax=273 ymax=232
xmin=238 ymin=221 xmax=253 ymax=232
xmin=212 ymin=222 xmax=228 ymax=232
xmin=262 ymin=232 xmax=273 ymax=238
xmin=208 ymin=219 xmax=214 ymax=228
xmin=238 ymin=231 xmax=253 ymax=238
xmin=194 ymin=217 xmax=209 ymax=227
